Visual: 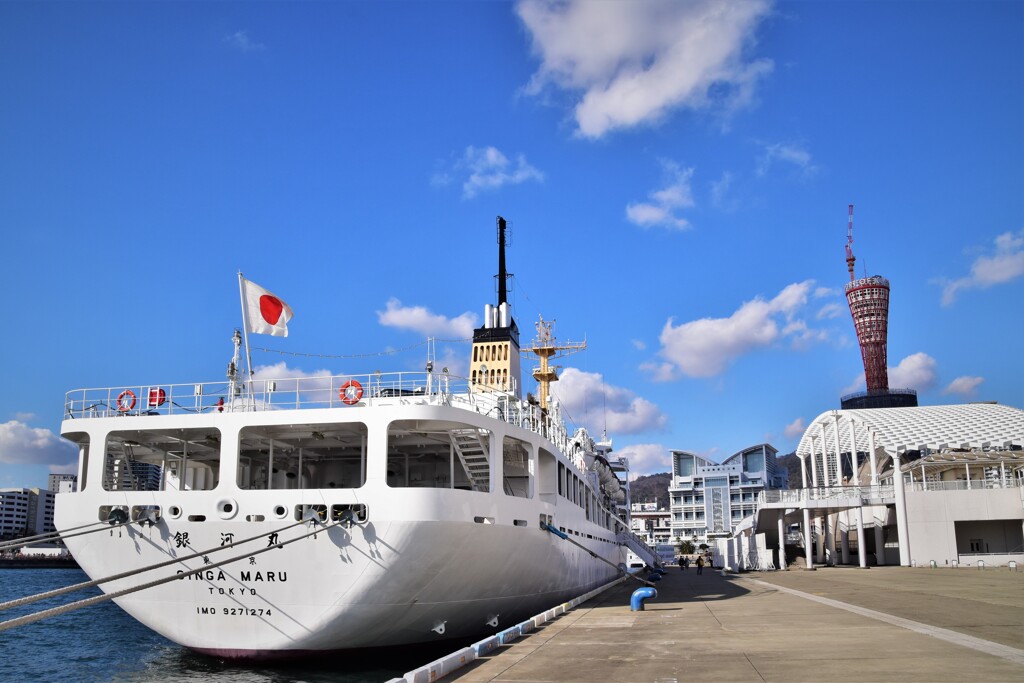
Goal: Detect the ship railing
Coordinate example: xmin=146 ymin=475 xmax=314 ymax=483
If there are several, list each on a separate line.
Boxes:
xmin=63 ymin=371 xmax=577 ymax=457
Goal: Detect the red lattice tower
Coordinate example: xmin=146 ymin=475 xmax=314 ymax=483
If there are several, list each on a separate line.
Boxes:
xmin=843 ymin=205 xmax=890 ymax=392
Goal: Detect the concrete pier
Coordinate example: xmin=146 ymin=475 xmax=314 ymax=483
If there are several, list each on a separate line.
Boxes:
xmin=443 ymin=566 xmax=1024 ymax=682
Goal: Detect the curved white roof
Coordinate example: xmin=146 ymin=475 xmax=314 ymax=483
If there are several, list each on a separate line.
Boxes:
xmin=795 ymin=403 xmax=1024 ymax=459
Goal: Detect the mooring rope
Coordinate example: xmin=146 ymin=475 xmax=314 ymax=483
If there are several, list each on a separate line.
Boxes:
xmin=542 ymin=523 xmax=655 ymax=587
xmin=0 ymin=517 xmax=311 ymax=614
xmin=0 ymin=520 xmax=341 ymax=633
xmin=0 ymin=521 xmax=108 ymax=552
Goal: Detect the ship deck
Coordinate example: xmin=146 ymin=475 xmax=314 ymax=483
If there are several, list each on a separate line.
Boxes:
xmin=430 ymin=565 xmax=1024 ymax=682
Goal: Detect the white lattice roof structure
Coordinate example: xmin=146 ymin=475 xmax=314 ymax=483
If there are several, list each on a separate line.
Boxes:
xmin=795 ymin=403 xmax=1024 ymax=459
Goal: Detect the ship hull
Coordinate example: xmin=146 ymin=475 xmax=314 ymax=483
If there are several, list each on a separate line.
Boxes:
xmin=56 ymin=397 xmax=631 ymax=658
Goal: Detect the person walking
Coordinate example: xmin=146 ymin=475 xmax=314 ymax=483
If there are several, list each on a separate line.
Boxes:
xmin=696 ymin=555 xmax=704 ymax=574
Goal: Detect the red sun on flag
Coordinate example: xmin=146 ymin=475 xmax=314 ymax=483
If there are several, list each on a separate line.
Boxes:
xmin=242 ymin=277 xmax=293 ymax=337
xmin=259 ymin=295 xmax=284 ymax=325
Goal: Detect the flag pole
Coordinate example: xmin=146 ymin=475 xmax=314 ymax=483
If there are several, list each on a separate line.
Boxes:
xmin=237 ymin=271 xmax=254 ymax=382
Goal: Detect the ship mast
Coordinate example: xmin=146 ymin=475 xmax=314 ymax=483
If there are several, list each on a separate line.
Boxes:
xmin=523 ymin=316 xmax=585 ymax=411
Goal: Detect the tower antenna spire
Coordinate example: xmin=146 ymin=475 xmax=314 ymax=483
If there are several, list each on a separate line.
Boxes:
xmin=845 ymin=204 xmax=856 ymax=282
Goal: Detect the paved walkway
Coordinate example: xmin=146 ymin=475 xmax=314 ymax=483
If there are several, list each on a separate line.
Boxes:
xmin=446 ymin=566 xmax=1024 ymax=682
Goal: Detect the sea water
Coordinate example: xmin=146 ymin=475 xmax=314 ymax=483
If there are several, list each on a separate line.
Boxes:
xmin=0 ymin=569 xmax=458 ymax=683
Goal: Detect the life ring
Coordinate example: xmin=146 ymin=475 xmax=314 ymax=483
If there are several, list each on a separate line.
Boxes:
xmin=340 ymin=380 xmax=363 ymax=405
xmin=116 ymin=390 xmax=136 ymax=412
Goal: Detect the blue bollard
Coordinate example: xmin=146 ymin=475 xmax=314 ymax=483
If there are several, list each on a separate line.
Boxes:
xmin=630 ymin=587 xmax=657 ymax=611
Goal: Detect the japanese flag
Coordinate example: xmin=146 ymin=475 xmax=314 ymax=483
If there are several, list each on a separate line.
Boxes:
xmin=243 ymin=278 xmax=294 ymax=337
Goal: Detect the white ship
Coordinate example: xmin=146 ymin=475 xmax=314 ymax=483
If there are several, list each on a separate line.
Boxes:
xmin=55 ymin=217 xmax=658 ymax=659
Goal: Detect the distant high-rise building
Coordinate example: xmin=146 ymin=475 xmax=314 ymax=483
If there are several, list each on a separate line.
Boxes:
xmin=48 ymin=473 xmax=77 ymax=493
xmin=668 ymin=444 xmax=787 ymax=545
xmin=841 ymin=205 xmax=917 ymax=410
xmin=0 ymin=487 xmax=55 ymax=539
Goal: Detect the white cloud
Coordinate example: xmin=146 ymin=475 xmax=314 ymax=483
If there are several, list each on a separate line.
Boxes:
xmin=251 ymin=362 xmax=338 ymax=403
xmin=517 ymin=0 xmax=774 ymax=138
xmin=940 ymin=230 xmax=1024 ymax=306
xmin=434 ymin=146 xmax=544 ymax=199
xmin=13 ymin=412 xmax=36 ymax=422
xmin=815 ymin=302 xmax=843 ymax=320
xmin=617 ymin=443 xmax=671 ymax=479
xmin=841 ymin=352 xmax=938 ymax=395
xmin=550 ymin=368 xmax=667 ymax=435
xmin=889 ymin=352 xmax=937 ymax=392
xmin=0 ymin=420 xmax=77 ymax=467
xmin=626 ymin=161 xmax=695 ymax=230
xmin=942 ymin=376 xmax=984 ymax=398
xmin=653 ymin=280 xmax=821 ymax=379
xmin=783 ymin=417 xmax=806 ymax=439
xmin=756 ymin=142 xmax=816 ymax=178
xmin=377 ymin=298 xmax=478 ymax=338
xmin=224 ymin=30 xmax=265 ymax=53
xmin=710 ymin=171 xmax=733 ymax=209
xmin=433 ymin=345 xmax=469 ymax=380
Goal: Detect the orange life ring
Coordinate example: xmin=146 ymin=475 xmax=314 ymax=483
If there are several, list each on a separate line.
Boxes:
xmin=116 ymin=390 xmax=136 ymax=412
xmin=340 ymin=380 xmax=363 ymax=405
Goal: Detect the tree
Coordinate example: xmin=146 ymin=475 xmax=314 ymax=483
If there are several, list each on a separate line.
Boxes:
xmin=698 ymin=543 xmax=709 ymax=552
xmin=676 ymin=539 xmax=695 ymax=555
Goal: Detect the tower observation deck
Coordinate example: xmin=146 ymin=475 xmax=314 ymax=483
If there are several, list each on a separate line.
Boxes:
xmin=845 ymin=274 xmax=891 ymax=392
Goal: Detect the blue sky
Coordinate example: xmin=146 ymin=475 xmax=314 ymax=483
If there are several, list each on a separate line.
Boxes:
xmin=1 ymin=1 xmax=1022 ymax=489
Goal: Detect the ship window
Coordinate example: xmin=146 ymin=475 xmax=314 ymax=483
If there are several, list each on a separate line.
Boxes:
xmin=387 ymin=419 xmax=492 ymax=492
xmin=238 ymin=422 xmax=368 ymax=490
xmin=558 ymin=462 xmax=565 ymax=496
xmin=502 ymin=435 xmax=533 ymax=499
xmin=103 ymin=428 xmax=219 ymax=492
xmin=538 ymin=448 xmax=557 ymax=503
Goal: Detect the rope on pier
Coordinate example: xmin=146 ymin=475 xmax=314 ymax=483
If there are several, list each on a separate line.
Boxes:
xmin=542 ymin=523 xmax=655 ymax=588
xmin=0 ymin=519 xmax=341 ymax=633
xmin=0 ymin=521 xmax=107 ymax=552
xmin=0 ymin=517 xmax=311 ymax=614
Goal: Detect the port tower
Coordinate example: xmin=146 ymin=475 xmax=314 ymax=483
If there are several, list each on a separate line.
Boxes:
xmin=844 ymin=205 xmax=890 ymax=392
xmin=840 ymin=205 xmax=916 ymax=410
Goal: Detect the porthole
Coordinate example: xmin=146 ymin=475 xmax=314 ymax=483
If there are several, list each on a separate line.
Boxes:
xmin=167 ymin=505 xmax=182 ymax=519
xmin=273 ymin=504 xmax=287 ymax=519
xmin=216 ymin=498 xmax=239 ymax=520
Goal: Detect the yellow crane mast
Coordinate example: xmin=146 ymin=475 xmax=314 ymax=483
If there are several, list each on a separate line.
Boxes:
xmin=523 ymin=315 xmax=585 ymax=411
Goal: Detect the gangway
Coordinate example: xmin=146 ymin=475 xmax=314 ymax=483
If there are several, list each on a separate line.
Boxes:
xmin=618 ymin=531 xmax=661 ymax=569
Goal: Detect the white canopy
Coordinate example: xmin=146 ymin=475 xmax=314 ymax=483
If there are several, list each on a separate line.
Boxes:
xmin=795 ymin=403 xmax=1024 ymax=459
